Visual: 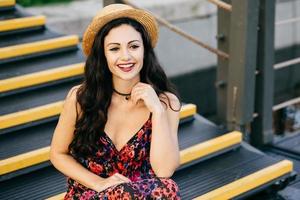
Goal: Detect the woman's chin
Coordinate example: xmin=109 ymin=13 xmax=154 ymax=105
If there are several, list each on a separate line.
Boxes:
xmin=114 ymin=73 xmax=140 ymax=82
xmin=113 ymin=68 xmax=141 ymax=81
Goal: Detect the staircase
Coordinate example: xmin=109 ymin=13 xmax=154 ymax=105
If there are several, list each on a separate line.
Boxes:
xmin=0 ymin=1 xmax=296 ymax=199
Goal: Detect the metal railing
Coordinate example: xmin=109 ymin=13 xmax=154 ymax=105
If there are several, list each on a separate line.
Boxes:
xmin=113 ymin=0 xmax=300 ymax=145
xmin=123 ymin=0 xmax=230 ymax=59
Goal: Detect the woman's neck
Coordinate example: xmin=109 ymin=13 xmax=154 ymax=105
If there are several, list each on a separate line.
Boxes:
xmin=112 ymin=77 xmax=140 ymax=94
xmin=111 ymin=77 xmax=140 ymax=105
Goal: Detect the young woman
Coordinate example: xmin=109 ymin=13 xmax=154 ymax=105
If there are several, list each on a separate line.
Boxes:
xmin=50 ymin=3 xmax=182 ymax=199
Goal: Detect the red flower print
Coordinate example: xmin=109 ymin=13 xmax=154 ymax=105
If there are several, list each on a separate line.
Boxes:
xmin=128 ymin=150 xmax=134 ymax=158
xmin=96 ymin=150 xmax=104 ymax=157
xmin=117 ymin=162 xmax=124 ymax=170
xmin=80 ymin=190 xmax=96 ymax=200
xmin=65 ymin=119 xmax=181 ymax=199
xmin=137 ymin=129 xmax=144 ymax=138
xmin=89 ymin=161 xmax=103 ymax=174
xmin=138 ymin=149 xmax=146 ymax=158
xmin=144 ymin=120 xmax=152 ymax=129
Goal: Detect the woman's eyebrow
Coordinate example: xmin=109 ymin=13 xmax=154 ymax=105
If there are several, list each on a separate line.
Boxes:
xmin=106 ymin=40 xmax=141 ymax=47
xmin=128 ymin=40 xmax=141 ymax=44
xmin=106 ymin=42 xmax=120 ymax=47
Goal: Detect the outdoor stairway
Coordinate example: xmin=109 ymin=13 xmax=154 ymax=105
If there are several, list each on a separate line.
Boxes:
xmin=264 ymin=139 xmax=300 ymax=197
xmin=0 ymin=0 xmax=15 ymax=11
xmin=0 ymin=1 xmax=79 ymax=65
xmin=270 ymin=133 xmax=300 ymax=158
xmin=0 ymin=2 xmax=296 ymax=200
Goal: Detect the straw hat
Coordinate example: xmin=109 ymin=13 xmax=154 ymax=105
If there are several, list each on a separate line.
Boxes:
xmin=82 ymin=4 xmax=159 ymax=56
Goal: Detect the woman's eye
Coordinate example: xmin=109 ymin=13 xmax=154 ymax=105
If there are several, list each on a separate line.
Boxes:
xmin=109 ymin=47 xmax=119 ymax=51
xmin=131 ymin=45 xmax=139 ymax=49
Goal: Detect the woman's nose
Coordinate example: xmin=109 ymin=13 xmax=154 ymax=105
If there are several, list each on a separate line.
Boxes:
xmin=120 ymin=49 xmax=131 ymax=60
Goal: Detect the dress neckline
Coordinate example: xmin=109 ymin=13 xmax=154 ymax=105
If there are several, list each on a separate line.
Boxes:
xmin=103 ymin=112 xmax=152 ymax=153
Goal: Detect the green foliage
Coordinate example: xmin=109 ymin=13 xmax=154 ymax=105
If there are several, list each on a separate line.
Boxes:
xmin=17 ymin=0 xmax=73 ymax=7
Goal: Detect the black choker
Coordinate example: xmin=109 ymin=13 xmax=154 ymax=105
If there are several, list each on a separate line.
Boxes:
xmin=113 ymin=88 xmax=131 ymax=100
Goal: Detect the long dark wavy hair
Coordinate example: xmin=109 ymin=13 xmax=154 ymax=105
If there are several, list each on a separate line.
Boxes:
xmin=69 ymin=17 xmax=181 ymax=159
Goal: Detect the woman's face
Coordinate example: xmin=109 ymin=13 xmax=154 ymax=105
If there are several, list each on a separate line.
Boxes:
xmin=104 ymin=24 xmax=144 ymax=81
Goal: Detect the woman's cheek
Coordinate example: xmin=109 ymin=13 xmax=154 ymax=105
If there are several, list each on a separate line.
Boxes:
xmin=107 ymin=54 xmax=118 ymax=68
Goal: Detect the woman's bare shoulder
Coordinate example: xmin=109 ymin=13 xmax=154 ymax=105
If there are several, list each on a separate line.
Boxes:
xmin=66 ymin=84 xmax=81 ymax=100
xmin=64 ymin=84 xmax=82 ymax=115
xmin=51 ymin=85 xmax=82 ymax=154
xmin=159 ymin=91 xmax=181 ymax=111
xmin=162 ymin=92 xmax=179 ymax=100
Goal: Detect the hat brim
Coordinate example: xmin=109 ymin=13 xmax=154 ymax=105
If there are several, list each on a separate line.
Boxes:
xmin=82 ymin=8 xmax=158 ymax=56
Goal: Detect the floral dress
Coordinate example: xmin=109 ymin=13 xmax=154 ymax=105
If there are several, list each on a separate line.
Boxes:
xmin=65 ymin=113 xmax=181 ymax=199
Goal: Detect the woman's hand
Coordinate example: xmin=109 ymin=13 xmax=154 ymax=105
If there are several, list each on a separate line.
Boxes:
xmin=93 ymin=173 xmax=131 ymax=192
xmin=130 ymin=82 xmax=164 ymax=114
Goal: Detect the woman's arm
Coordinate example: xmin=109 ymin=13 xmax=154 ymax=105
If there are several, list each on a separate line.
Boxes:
xmin=149 ymin=92 xmax=181 ymax=177
xmin=50 ymin=86 xmax=129 ymax=192
xmin=50 ymin=86 xmax=105 ymax=190
xmin=129 ymin=83 xmax=181 ymax=178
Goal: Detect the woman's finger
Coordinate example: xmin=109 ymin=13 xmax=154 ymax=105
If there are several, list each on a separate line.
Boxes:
xmin=131 ymin=83 xmax=148 ymax=93
xmin=131 ymin=87 xmax=143 ymax=96
xmin=131 ymin=90 xmax=143 ymax=104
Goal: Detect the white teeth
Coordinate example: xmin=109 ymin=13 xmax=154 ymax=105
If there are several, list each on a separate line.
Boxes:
xmin=118 ymin=64 xmax=134 ymax=68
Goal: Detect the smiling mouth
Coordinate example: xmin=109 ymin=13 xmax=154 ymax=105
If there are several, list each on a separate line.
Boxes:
xmin=117 ymin=63 xmax=135 ymax=72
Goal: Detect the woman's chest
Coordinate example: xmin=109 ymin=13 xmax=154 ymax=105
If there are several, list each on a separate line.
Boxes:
xmin=104 ymin=106 xmax=151 ymax=150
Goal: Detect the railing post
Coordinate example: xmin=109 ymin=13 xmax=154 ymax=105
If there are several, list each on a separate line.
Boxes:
xmin=226 ymin=0 xmax=260 ymax=141
xmin=251 ymin=0 xmax=275 ymax=147
xmin=216 ymin=0 xmax=231 ymax=127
